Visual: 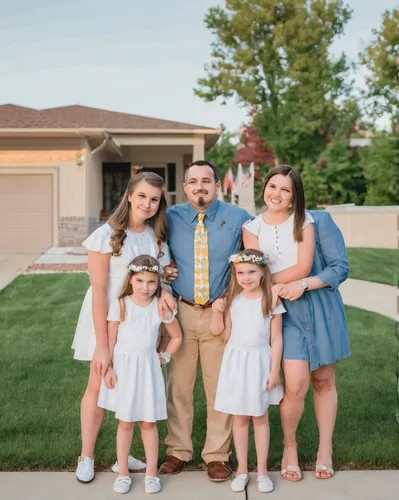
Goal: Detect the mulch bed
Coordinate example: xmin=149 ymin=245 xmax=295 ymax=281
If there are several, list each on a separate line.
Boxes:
xmin=26 ymin=263 xmax=88 ymax=272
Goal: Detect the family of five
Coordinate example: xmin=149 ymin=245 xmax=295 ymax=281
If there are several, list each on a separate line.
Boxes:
xmin=71 ymin=160 xmax=350 ymax=494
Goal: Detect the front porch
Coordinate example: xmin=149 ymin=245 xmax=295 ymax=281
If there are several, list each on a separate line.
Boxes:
xmin=85 ymin=134 xmax=208 ymax=233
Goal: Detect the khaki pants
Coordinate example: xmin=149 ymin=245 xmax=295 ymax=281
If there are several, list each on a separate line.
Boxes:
xmin=165 ymin=301 xmax=232 ymax=463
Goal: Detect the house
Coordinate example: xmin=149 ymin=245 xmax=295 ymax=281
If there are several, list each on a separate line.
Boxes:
xmin=0 ymin=104 xmax=220 ymax=252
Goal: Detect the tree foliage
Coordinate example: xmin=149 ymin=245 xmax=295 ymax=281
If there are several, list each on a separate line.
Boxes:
xmin=205 ymin=126 xmax=237 ymax=181
xmin=360 ymin=9 xmax=399 ymax=121
xmin=360 ymin=133 xmax=399 ymax=206
xmin=195 ymin=0 xmax=353 ymax=164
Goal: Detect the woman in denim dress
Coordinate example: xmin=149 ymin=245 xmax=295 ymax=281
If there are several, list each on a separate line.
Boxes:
xmin=244 ymin=165 xmax=350 ymax=482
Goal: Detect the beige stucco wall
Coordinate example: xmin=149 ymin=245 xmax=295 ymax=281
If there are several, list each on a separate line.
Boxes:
xmin=86 ymin=142 xmax=103 ymax=220
xmin=326 ymin=206 xmax=399 ymax=249
xmin=0 ymin=137 xmax=86 ymax=218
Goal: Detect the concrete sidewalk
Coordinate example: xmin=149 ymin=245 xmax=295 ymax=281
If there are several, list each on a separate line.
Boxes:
xmin=1 ymin=471 xmax=398 ymax=500
xmin=339 ymin=278 xmax=398 ymax=321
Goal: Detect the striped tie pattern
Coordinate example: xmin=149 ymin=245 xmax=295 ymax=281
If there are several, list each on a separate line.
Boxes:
xmin=194 ymin=213 xmax=210 ymax=305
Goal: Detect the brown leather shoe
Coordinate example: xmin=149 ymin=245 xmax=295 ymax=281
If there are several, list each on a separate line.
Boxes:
xmin=207 ymin=461 xmax=232 ymax=482
xmin=159 ymin=455 xmax=185 ymax=475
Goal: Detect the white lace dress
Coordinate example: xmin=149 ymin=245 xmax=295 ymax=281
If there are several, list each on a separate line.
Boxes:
xmin=98 ymin=297 xmax=173 ymax=422
xmin=214 ymin=294 xmax=286 ymax=417
xmin=71 ymin=224 xmax=170 ymax=361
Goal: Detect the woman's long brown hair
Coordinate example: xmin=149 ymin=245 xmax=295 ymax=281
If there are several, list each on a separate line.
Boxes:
xmin=224 ymin=249 xmax=273 ymax=317
xmin=108 ymin=172 xmax=167 ymax=257
xmin=117 ymin=254 xmax=162 ymax=322
xmin=261 ymin=165 xmax=306 ymax=242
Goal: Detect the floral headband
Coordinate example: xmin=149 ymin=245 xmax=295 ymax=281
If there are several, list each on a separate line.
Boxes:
xmin=128 ymin=264 xmax=164 ymax=274
xmin=229 ymin=253 xmax=268 ymax=266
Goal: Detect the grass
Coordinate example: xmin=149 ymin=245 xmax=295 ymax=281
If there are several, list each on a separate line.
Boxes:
xmin=0 ymin=274 xmax=398 ymax=471
xmin=347 ymin=248 xmax=398 ymax=286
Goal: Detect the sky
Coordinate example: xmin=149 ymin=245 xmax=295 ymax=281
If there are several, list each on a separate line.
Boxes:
xmin=0 ymin=0 xmax=397 ymax=132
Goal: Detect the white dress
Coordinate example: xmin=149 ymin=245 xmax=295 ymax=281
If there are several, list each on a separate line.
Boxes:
xmin=244 ymin=211 xmax=314 ymax=273
xmin=98 ymin=296 xmax=172 ymax=422
xmin=72 ymin=223 xmax=171 ymax=361
xmin=214 ymin=294 xmax=286 ymax=417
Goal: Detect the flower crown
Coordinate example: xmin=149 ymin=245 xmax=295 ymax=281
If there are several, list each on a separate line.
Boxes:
xmin=229 ymin=253 xmax=268 ymax=266
xmin=128 ymin=264 xmax=164 ymax=274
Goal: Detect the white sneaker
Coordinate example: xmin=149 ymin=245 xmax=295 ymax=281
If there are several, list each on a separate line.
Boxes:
xmin=257 ymin=475 xmax=274 ymax=493
xmin=144 ymin=475 xmax=161 ymax=494
xmin=231 ymin=474 xmax=249 ymax=492
xmin=76 ymin=456 xmax=94 ymax=483
xmin=112 ymin=455 xmax=147 ymax=473
xmin=113 ymin=476 xmax=132 ymax=494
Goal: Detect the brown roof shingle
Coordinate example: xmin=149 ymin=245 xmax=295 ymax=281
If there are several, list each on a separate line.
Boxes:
xmin=0 ymin=104 xmax=216 ymax=131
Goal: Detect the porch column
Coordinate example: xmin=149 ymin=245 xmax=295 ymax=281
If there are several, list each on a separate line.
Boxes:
xmin=192 ymin=137 xmax=205 ymax=162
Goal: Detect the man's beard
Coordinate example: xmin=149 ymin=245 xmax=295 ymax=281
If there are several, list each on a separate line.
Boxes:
xmin=198 ymin=196 xmax=205 ymax=207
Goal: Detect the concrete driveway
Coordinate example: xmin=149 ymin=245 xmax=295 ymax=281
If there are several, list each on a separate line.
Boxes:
xmin=0 ymin=252 xmax=40 ymax=291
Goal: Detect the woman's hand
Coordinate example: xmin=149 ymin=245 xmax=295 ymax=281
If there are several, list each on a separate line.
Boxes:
xmin=279 ymin=281 xmax=305 ymax=301
xmin=212 ymin=298 xmax=226 ymax=314
xmin=92 ymin=345 xmax=111 ymax=377
xmin=164 ymin=261 xmax=178 ymax=282
xmin=267 ymin=370 xmax=280 ymax=391
xmin=104 ymin=367 xmax=117 ymax=389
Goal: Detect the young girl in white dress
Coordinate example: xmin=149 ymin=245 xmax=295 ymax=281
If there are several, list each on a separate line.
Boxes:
xmin=72 ymin=172 xmax=176 ymax=483
xmin=211 ymin=249 xmax=285 ymax=494
xmin=99 ymin=254 xmax=182 ymax=494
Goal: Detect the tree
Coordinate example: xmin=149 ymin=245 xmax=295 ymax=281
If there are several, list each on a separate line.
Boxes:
xmin=301 ymin=161 xmax=328 ymax=209
xmin=360 ymin=133 xmax=399 ymax=206
xmin=195 ymin=0 xmax=353 ymax=165
xmin=236 ymin=125 xmax=275 ymax=167
xmin=205 ymin=126 xmax=237 ymax=181
xmin=360 ymin=9 xmax=399 ymax=121
xmin=319 ymin=135 xmax=366 ymax=205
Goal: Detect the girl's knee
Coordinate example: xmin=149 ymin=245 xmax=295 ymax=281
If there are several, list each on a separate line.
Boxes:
xmin=85 ymin=367 xmax=102 ymax=394
xmin=140 ymin=421 xmax=155 ymax=431
xmin=234 ymin=415 xmax=250 ymax=427
xmin=119 ymin=420 xmax=134 ymax=431
xmin=252 ymin=413 xmax=268 ymax=426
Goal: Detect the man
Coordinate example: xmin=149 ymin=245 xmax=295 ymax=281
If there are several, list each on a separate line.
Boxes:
xmin=160 ymin=160 xmax=253 ymax=481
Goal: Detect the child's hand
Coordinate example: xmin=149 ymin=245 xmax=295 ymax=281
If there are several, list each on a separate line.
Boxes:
xmin=104 ymin=367 xmax=117 ymax=389
xmin=212 ymin=298 xmax=226 ymax=314
xmin=267 ymin=371 xmax=280 ymax=391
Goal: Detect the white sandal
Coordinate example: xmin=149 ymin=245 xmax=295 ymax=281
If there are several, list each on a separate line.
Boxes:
xmin=315 ymin=464 xmax=335 ymax=479
xmin=231 ymin=474 xmax=249 ymax=492
xmin=257 ymin=475 xmax=274 ymax=493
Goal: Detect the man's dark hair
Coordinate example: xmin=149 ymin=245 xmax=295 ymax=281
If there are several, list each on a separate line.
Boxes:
xmin=185 ymin=160 xmax=220 ymax=183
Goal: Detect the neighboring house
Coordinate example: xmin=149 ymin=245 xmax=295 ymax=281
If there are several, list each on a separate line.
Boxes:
xmin=0 ymin=104 xmax=220 ymax=252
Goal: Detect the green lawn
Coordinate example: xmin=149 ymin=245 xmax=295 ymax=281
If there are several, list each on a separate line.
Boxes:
xmin=0 ymin=274 xmax=398 ymax=471
xmin=347 ymin=248 xmax=398 ymax=286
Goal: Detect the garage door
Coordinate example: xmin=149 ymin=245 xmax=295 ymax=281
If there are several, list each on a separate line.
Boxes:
xmin=0 ymin=175 xmax=53 ymax=252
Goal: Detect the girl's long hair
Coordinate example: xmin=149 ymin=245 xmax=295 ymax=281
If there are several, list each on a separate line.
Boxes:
xmin=262 ymin=165 xmax=306 ymax=242
xmin=108 ymin=172 xmax=167 ymax=257
xmin=224 ymin=249 xmax=273 ymax=317
xmin=118 ymin=254 xmax=162 ymax=322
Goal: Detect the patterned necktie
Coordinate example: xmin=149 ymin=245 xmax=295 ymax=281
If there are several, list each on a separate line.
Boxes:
xmin=194 ymin=213 xmax=210 ymax=305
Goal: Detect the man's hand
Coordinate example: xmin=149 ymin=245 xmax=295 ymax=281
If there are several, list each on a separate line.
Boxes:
xmin=212 ymin=298 xmax=226 ymax=314
xmin=92 ymin=345 xmax=110 ymax=377
xmin=164 ymin=260 xmax=178 ymax=283
xmin=267 ymin=370 xmax=280 ymax=391
xmin=279 ymin=281 xmax=305 ymax=301
xmin=158 ymin=289 xmax=177 ymax=320
xmin=104 ymin=367 xmax=117 ymax=389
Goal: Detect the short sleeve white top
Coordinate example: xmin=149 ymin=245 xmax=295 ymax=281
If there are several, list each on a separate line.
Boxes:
xmin=244 ymin=211 xmax=314 ymax=273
